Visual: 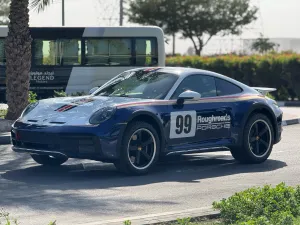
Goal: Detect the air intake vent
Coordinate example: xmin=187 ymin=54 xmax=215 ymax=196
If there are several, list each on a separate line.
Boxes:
xmin=28 ymin=120 xmax=38 ymax=122
xmin=49 ymin=122 xmax=66 ymax=124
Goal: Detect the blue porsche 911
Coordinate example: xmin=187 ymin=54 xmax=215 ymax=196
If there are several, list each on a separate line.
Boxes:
xmin=11 ymin=67 xmax=283 ymax=175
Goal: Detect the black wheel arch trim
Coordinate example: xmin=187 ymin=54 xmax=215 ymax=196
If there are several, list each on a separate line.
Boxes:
xmin=116 ymin=110 xmax=166 ymax=157
xmin=239 ymin=102 xmax=278 ymax=146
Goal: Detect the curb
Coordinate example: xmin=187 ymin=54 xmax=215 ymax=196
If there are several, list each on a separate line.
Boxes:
xmin=80 ymin=207 xmax=220 ymax=225
xmin=282 ymin=118 xmax=300 ymax=126
xmin=278 ymin=101 xmax=300 ymax=107
xmin=0 ymin=132 xmax=11 ymax=145
xmin=0 ymin=119 xmax=14 ymax=133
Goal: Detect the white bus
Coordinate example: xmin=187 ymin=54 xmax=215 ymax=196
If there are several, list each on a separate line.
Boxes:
xmin=0 ymin=26 xmax=165 ymax=101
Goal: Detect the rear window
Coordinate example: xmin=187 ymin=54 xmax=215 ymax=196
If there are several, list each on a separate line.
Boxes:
xmin=215 ymin=78 xmax=243 ymax=96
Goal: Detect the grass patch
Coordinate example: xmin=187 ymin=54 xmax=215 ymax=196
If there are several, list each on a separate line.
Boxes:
xmin=0 ymin=109 xmax=7 ymax=119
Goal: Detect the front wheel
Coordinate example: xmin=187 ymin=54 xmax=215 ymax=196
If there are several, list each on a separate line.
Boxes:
xmin=31 ymin=154 xmax=68 ymax=166
xmin=114 ymin=121 xmax=160 ymax=175
xmin=231 ymin=113 xmax=274 ymax=164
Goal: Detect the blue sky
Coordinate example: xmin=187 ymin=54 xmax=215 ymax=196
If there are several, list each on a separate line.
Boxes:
xmin=29 ymin=0 xmax=300 ymax=54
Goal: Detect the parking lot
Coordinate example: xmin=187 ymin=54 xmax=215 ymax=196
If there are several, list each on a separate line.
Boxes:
xmin=0 ymin=125 xmax=299 ymax=225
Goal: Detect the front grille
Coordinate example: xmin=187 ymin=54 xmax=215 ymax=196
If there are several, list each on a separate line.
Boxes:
xmin=12 ymin=130 xmax=101 ymax=156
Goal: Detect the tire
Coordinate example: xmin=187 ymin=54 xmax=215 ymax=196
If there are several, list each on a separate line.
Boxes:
xmin=231 ymin=113 xmax=274 ymax=164
xmin=114 ymin=121 xmax=160 ymax=175
xmin=31 ymin=154 xmax=68 ymax=166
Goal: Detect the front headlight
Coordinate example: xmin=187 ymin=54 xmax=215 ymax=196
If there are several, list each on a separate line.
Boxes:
xmin=89 ymin=107 xmax=116 ymax=125
xmin=20 ymin=101 xmax=39 ymax=118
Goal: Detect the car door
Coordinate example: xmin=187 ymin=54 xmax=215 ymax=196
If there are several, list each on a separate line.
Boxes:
xmin=166 ymin=74 xmax=233 ymax=149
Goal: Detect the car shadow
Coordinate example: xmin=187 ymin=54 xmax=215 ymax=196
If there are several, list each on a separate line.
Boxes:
xmin=0 ymin=153 xmax=287 ymax=214
xmin=2 ymin=153 xmax=287 ymax=188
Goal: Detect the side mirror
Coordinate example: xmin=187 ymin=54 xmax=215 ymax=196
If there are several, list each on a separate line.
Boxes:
xmin=177 ymin=90 xmax=201 ymax=104
xmin=89 ymin=87 xmax=99 ymax=95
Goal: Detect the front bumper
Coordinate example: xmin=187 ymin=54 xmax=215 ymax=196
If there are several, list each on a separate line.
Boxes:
xmin=11 ymin=121 xmax=126 ymax=162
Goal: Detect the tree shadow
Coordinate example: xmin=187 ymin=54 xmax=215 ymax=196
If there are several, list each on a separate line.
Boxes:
xmin=0 ymin=152 xmax=287 ymax=215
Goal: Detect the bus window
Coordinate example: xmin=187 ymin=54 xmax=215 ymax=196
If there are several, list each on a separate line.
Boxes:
xmin=60 ymin=39 xmax=81 ymax=65
xmin=135 ymin=38 xmax=158 ymax=66
xmin=85 ymin=38 xmax=132 ymax=66
xmin=34 ymin=39 xmax=81 ymax=66
xmin=0 ymin=39 xmax=5 ymax=66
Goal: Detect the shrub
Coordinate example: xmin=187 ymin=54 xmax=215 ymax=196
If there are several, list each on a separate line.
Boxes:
xmin=213 ymin=183 xmax=300 ymax=225
xmin=0 ymin=109 xmax=7 ymax=119
xmin=166 ymin=53 xmax=300 ymax=100
xmin=53 ymin=90 xmax=87 ymax=98
xmin=53 ymin=90 xmax=68 ymax=98
xmin=28 ymin=91 xmax=37 ymax=104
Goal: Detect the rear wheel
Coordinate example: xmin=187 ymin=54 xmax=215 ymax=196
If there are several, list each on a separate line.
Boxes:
xmin=31 ymin=154 xmax=68 ymax=166
xmin=114 ymin=121 xmax=160 ymax=175
xmin=231 ymin=113 xmax=274 ymax=164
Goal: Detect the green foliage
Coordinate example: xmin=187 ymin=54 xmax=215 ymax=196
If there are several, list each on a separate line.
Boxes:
xmin=53 ymin=90 xmax=87 ymax=98
xmin=0 ymin=209 xmax=18 ymax=225
xmin=123 ymin=220 xmax=131 ymax=225
xmin=28 ymin=91 xmax=38 ymax=104
xmin=252 ymin=34 xmax=279 ymax=54
xmin=128 ymin=0 xmax=257 ymax=55
xmin=176 ymin=217 xmax=192 ymax=225
xmin=213 ymin=183 xmax=300 ymax=225
xmin=53 ymin=90 xmax=68 ymax=98
xmin=0 ymin=109 xmax=7 ymax=119
xmin=166 ymin=53 xmax=300 ymax=100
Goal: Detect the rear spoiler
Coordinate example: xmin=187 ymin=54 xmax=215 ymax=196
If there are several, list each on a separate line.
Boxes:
xmin=252 ymin=87 xmax=277 ymax=96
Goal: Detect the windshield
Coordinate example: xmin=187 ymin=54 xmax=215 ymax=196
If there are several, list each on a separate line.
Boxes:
xmin=93 ymin=69 xmax=179 ymax=99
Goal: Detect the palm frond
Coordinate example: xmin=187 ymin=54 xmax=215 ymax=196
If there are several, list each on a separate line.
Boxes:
xmin=30 ymin=0 xmax=54 ymax=13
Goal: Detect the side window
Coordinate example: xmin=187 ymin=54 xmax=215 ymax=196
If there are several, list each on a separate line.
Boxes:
xmin=135 ymin=38 xmax=158 ymax=66
xmin=171 ymin=75 xmax=217 ymax=99
xmin=85 ymin=38 xmax=132 ymax=66
xmin=215 ymin=78 xmax=242 ymax=96
xmin=33 ymin=39 xmax=81 ymax=66
xmin=0 ymin=39 xmax=5 ymax=65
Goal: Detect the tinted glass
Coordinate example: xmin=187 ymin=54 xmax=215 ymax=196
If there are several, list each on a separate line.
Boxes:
xmin=34 ymin=39 xmax=81 ymax=66
xmin=171 ymin=75 xmax=217 ymax=99
xmin=135 ymin=38 xmax=158 ymax=66
xmin=215 ymin=78 xmax=242 ymax=96
xmin=0 ymin=39 xmax=5 ymax=65
xmin=85 ymin=38 xmax=132 ymax=66
xmin=93 ymin=69 xmax=178 ymax=99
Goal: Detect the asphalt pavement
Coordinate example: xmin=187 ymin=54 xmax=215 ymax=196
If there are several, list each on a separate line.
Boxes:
xmin=0 ymin=125 xmax=299 ymax=225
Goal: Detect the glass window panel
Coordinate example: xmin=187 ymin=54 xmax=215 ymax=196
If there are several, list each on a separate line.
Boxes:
xmin=0 ymin=39 xmax=6 ymax=65
xmin=135 ymin=38 xmax=158 ymax=66
xmin=85 ymin=38 xmax=132 ymax=66
xmin=34 ymin=39 xmax=81 ymax=66
xmin=171 ymin=75 xmax=217 ymax=99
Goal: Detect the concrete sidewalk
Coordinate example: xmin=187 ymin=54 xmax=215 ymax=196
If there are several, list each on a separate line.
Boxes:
xmin=281 ymin=107 xmax=300 ymax=126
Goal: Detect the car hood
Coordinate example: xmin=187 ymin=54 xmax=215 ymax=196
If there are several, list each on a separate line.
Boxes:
xmin=19 ymin=95 xmax=150 ymax=126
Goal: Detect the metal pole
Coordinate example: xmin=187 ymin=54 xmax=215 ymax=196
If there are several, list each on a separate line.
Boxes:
xmin=62 ymin=0 xmax=65 ymax=26
xmin=119 ymin=0 xmax=123 ymax=26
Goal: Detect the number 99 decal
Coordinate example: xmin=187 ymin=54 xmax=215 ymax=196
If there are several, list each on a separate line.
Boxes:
xmin=170 ymin=111 xmax=196 ymax=139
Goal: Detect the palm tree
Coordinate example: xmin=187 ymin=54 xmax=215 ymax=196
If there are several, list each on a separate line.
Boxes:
xmin=5 ymin=0 xmax=52 ymax=120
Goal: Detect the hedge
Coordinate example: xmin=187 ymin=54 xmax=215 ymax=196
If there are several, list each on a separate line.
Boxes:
xmin=166 ymin=53 xmax=300 ymax=101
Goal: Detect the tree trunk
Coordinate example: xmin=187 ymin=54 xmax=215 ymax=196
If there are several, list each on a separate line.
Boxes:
xmin=5 ymin=0 xmax=32 ymax=120
xmin=172 ymin=33 xmax=175 ymax=56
